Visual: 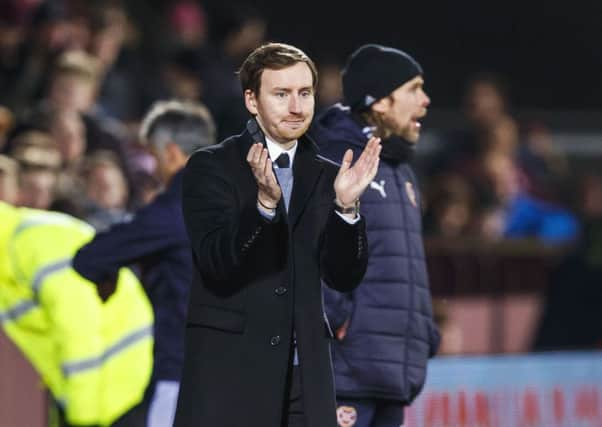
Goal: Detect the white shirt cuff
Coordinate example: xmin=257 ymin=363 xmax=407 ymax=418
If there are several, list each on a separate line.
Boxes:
xmin=335 ymin=211 xmax=360 ymax=224
xmin=257 ymin=203 xmax=276 ymax=220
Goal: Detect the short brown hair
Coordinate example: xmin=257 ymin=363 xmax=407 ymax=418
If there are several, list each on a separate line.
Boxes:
xmin=238 ymin=42 xmax=318 ymax=95
xmin=53 ymin=50 xmax=99 ymax=85
xmin=9 ymin=131 xmax=62 ymax=169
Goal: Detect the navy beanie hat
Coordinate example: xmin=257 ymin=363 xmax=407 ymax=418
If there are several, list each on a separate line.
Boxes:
xmin=342 ymin=44 xmax=423 ymax=111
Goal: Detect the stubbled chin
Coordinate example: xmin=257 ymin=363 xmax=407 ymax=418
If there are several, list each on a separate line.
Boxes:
xmin=281 ymin=124 xmax=309 ymax=139
xmin=401 ymin=128 xmax=420 ymax=143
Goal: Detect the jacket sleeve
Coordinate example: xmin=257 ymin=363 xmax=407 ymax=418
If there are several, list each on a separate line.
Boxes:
xmin=72 ymin=205 xmax=178 ymax=284
xmin=319 ymin=208 xmax=368 ymax=292
xmin=182 ymin=149 xmax=286 ymax=286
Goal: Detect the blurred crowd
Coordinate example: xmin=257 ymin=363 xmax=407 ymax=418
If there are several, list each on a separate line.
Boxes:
xmin=0 ymin=0 xmax=271 ymax=231
xmin=1 ymin=0 xmax=601 ymax=353
xmin=1 ymin=0 xmax=598 ymax=244
xmin=420 ymin=73 xmax=587 ymax=245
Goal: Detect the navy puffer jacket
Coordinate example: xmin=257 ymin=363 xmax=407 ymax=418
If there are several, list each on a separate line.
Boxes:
xmin=312 ymin=105 xmax=440 ymax=403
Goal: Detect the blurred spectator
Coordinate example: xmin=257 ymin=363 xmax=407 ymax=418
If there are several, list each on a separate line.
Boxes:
xmin=40 ymin=49 xmax=138 ymax=205
xmin=166 ymin=0 xmax=208 ymax=50
xmin=46 ymin=49 xmax=100 ymax=113
xmin=316 ymin=61 xmax=343 ymax=113
xmin=426 ymin=73 xmax=518 ymax=189
xmin=0 ymin=105 xmax=15 ymax=149
xmin=87 ymin=0 xmax=166 ymax=122
xmin=518 ymin=121 xmax=570 ymax=200
xmin=433 ymin=299 xmax=464 ymax=355
xmin=5 ymin=0 xmax=87 ymax=112
xmin=479 ymin=152 xmax=579 ymax=244
xmin=465 ymin=73 xmax=510 ymax=131
xmin=534 ymin=173 xmax=602 ymax=350
xmin=0 ymin=0 xmax=33 ymax=107
xmin=8 ymin=129 xmax=61 ymax=210
xmin=39 ymin=107 xmax=89 ymax=215
xmin=0 ymin=154 xmax=19 ymax=204
xmin=424 ymin=173 xmax=477 ymax=238
xmin=73 ymin=100 xmax=217 ymax=427
xmin=17 ymin=163 xmax=58 ymax=209
xmin=81 ymin=150 xmax=130 ymax=231
xmin=37 ymin=107 xmax=87 ymax=167
xmin=162 ymin=48 xmax=203 ymax=102
xmin=201 ymin=3 xmax=267 ymax=140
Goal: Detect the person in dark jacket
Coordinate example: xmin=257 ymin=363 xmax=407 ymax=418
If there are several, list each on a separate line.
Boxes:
xmin=174 ymin=42 xmax=381 ymax=427
xmin=311 ymin=44 xmax=441 ymax=427
xmin=72 ymin=100 xmax=216 ymax=427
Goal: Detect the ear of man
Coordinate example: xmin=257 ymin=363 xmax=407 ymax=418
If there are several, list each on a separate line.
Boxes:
xmin=370 ymin=96 xmax=391 ymax=114
xmin=244 ymin=89 xmax=258 ymax=115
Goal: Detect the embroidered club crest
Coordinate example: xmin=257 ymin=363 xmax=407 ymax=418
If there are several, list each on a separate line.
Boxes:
xmin=405 ymin=181 xmax=417 ymax=207
xmin=337 ymin=405 xmax=358 ymax=427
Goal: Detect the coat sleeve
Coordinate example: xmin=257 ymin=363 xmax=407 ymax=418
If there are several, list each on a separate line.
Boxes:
xmin=72 ymin=204 xmax=177 ymax=284
xmin=319 ymin=208 xmax=368 ymax=292
xmin=181 ymin=149 xmax=285 ymax=287
xmin=322 ymin=283 xmax=353 ymax=331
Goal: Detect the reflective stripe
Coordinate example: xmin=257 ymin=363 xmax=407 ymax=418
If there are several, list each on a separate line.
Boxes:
xmin=0 ymin=300 xmax=37 ymax=325
xmin=13 ymin=215 xmax=89 ymax=237
xmin=31 ymin=258 xmax=72 ymax=295
xmin=10 ymin=213 xmax=88 ymax=286
xmin=14 ymin=218 xmax=64 ymax=237
xmin=62 ymin=325 xmax=153 ymax=377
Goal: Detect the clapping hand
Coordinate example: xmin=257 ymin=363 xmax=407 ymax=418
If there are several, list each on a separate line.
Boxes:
xmin=247 ymin=143 xmax=282 ymax=209
xmin=333 ymin=137 xmax=381 ymax=207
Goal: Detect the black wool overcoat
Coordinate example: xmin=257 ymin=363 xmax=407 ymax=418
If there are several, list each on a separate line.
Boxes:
xmin=174 ymin=127 xmax=368 ymax=427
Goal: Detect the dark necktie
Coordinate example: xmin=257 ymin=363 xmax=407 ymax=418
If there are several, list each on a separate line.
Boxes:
xmin=274 ymin=152 xmax=293 ymax=211
xmin=273 ymin=153 xmax=297 ymax=365
xmin=275 ymin=152 xmax=290 ymax=168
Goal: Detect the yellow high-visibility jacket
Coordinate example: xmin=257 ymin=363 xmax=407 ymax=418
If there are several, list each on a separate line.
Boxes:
xmin=0 ymin=202 xmax=153 ymax=426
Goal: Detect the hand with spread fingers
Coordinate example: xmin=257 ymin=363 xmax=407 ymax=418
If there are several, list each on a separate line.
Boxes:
xmin=246 ymin=143 xmax=282 ymax=209
xmin=334 ymin=136 xmax=382 ymax=207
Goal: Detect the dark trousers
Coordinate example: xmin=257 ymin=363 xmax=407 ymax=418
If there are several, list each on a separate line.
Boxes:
xmin=281 ymin=365 xmax=305 ymax=427
xmin=336 ymin=398 xmax=405 ymax=427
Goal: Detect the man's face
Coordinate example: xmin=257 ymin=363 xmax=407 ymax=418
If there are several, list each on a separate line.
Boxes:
xmin=49 ymin=75 xmax=96 ymax=113
xmin=18 ymin=169 xmax=57 ymax=210
xmin=465 ymin=81 xmax=504 ymax=128
xmin=0 ymin=172 xmax=18 ymax=204
xmin=86 ymin=164 xmax=128 ymax=209
xmin=148 ymin=144 xmax=171 ymax=185
xmin=245 ymin=62 xmax=315 ymax=145
xmin=373 ymin=75 xmax=430 ymax=143
xmin=52 ymin=113 xmax=86 ymax=164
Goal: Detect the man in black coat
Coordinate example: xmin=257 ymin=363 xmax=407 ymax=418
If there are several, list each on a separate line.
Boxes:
xmin=174 ymin=42 xmax=381 ymax=427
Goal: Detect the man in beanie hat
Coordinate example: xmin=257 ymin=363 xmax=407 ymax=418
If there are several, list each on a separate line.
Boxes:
xmin=311 ymin=44 xmax=440 ymax=427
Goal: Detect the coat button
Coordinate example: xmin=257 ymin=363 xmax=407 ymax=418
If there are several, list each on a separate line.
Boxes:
xmin=270 ymin=335 xmax=281 ymax=346
xmin=274 ymin=286 xmax=288 ymax=296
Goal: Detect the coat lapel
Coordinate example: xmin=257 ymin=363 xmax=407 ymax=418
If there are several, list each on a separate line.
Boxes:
xmin=236 ymin=123 xmax=324 ymax=228
xmin=235 ymin=128 xmax=263 ymax=201
xmin=289 ymin=136 xmax=323 ymax=228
